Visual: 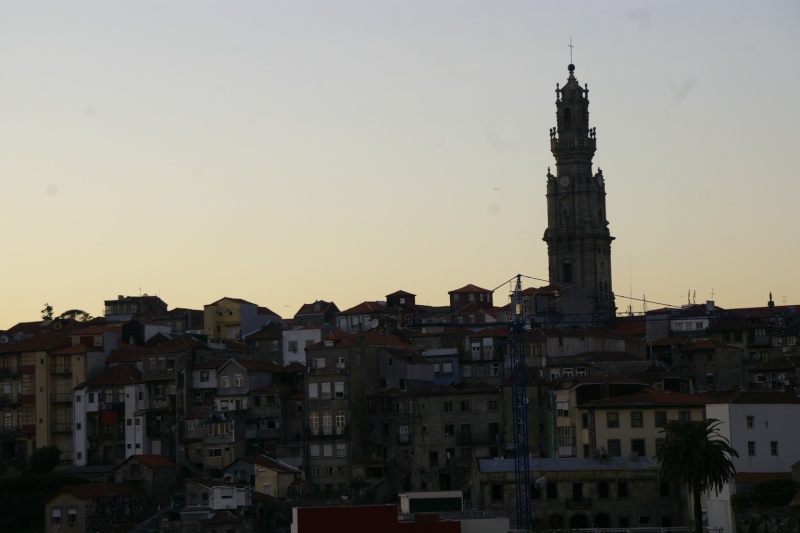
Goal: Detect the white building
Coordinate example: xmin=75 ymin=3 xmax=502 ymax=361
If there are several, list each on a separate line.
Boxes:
xmin=73 ymin=364 xmax=150 ymax=466
xmin=705 ymin=391 xmax=800 ymax=533
xmin=283 ymin=326 xmax=323 ymax=366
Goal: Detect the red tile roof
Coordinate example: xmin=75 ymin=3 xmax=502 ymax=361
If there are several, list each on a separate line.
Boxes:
xmin=129 ymin=455 xmax=176 ymax=468
xmin=735 ymin=472 xmax=793 ymax=483
xmin=582 ymin=388 xmax=707 ymax=408
xmin=107 ymin=345 xmax=147 ymax=363
xmin=681 ymin=340 xmax=740 ymax=352
xmin=70 ymin=325 xmax=122 ymax=336
xmin=57 ymin=482 xmax=143 ymax=500
xmin=241 ymin=455 xmax=301 ymax=474
xmin=449 ymin=284 xmax=492 ymax=294
xmin=339 ymin=301 xmax=387 ymax=314
xmin=0 ymin=331 xmax=70 ymax=354
xmin=85 ymin=364 xmax=142 ymax=387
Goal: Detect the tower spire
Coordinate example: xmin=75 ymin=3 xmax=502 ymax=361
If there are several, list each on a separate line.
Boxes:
xmin=542 ymin=63 xmax=616 ymax=322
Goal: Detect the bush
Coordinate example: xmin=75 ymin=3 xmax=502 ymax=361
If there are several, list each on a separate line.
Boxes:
xmin=27 ymin=446 xmax=62 ymax=475
xmin=731 ymin=479 xmax=796 ymax=513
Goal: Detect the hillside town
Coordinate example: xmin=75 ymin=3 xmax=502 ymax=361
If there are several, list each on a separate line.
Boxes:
xmin=2 ymin=64 xmax=799 ymax=533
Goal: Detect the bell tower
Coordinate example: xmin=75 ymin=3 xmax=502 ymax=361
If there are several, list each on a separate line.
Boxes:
xmin=543 ymin=64 xmax=616 ymax=321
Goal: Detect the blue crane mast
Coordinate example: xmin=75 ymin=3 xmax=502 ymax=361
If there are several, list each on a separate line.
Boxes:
xmin=509 ymin=274 xmax=531 ymax=530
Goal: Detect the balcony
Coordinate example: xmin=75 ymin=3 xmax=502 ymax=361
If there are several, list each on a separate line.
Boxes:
xmin=51 ymin=422 xmax=74 ymax=433
xmin=0 ymin=393 xmax=19 ymax=406
xmin=0 ymin=367 xmax=20 ymax=376
xmin=49 ymin=363 xmax=72 ymax=375
xmin=89 ymin=427 xmax=124 ymax=441
xmin=50 ymin=392 xmax=74 ymax=403
xmin=396 ymin=433 xmax=413 ymax=445
xmin=0 ymin=426 xmax=20 ymax=437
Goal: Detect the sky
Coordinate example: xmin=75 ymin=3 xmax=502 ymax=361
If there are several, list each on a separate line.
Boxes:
xmin=2 ymin=1 xmax=799 ymax=329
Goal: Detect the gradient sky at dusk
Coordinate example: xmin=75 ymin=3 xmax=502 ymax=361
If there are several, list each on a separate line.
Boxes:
xmin=2 ymin=1 xmax=799 ymax=328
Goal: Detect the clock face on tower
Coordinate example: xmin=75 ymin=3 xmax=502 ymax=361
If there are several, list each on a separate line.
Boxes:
xmin=559 ymin=175 xmax=570 ymax=187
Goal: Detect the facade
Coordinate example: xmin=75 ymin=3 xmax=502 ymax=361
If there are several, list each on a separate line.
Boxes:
xmin=225 ymin=454 xmax=303 ymax=497
xmin=477 ymin=457 xmax=680 ymax=530
xmin=44 ymin=482 xmax=148 ymax=533
xmin=204 ymin=297 xmax=281 ymax=340
xmin=543 ymin=64 xmax=615 ymax=321
xmin=705 ymin=391 xmax=800 ymax=533
xmin=293 ymin=300 xmax=339 ymax=327
xmin=114 ymin=454 xmax=178 ymax=505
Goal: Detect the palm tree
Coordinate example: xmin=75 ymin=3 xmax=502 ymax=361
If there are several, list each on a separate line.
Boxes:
xmin=656 ymin=418 xmax=739 ymax=533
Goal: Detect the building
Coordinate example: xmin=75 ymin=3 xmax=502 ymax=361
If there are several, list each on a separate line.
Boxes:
xmin=543 ymin=64 xmax=615 ymax=322
xmin=44 ymin=482 xmax=148 ymax=533
xmin=204 ymin=297 xmax=281 ymax=341
xmin=705 ymin=391 xmax=800 ymax=533
xmin=476 ymin=457 xmax=680 ymax=530
xmin=291 ymin=504 xmax=461 ymax=533
xmin=114 ymin=454 xmax=178 ymax=506
xmin=224 ymin=454 xmax=303 ymax=497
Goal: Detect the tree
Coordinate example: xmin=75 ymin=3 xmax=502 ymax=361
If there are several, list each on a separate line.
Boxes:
xmin=656 ymin=418 xmax=739 ymax=533
xmin=41 ymin=303 xmax=53 ymax=321
xmin=27 ymin=446 xmax=61 ymax=475
xmin=56 ymin=309 xmax=93 ymax=321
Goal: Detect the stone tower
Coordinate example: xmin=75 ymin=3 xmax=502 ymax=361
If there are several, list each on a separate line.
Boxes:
xmin=543 ymin=64 xmax=616 ymax=321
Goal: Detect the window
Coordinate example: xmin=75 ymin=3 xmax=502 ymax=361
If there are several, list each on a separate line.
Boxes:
xmin=746 ymin=415 xmax=754 ymax=428
xmin=547 ymin=482 xmax=558 ymax=499
xmin=598 ymin=481 xmax=609 ymax=499
xmin=206 ymin=448 xmax=222 ymax=457
xmin=336 ymin=411 xmax=345 ymax=431
xmin=581 ymin=412 xmax=589 ymax=429
xmin=771 ymin=441 xmax=778 ymax=456
xmin=314 ymin=358 xmax=326 ymax=369
xmin=460 ymin=400 xmax=470 ymax=411
xmin=337 ymin=443 xmax=347 ymax=457
xmin=557 ymin=426 xmax=575 ymax=447
xmin=617 ymin=481 xmax=628 ymax=498
xmin=445 ymin=424 xmax=454 ymax=436
xmin=631 ymin=411 xmax=643 ymax=428
xmin=655 ymin=411 xmax=667 ymax=428
xmin=322 ymin=412 xmax=332 ymax=434
xmin=200 ymin=371 xmax=209 ymax=382
xmin=631 ymin=438 xmax=646 ymax=457
xmin=308 ymin=384 xmax=318 ymax=399
xmin=491 ymin=484 xmax=503 ymax=501
xmin=321 ymin=383 xmax=331 ymax=399
xmin=678 ymin=410 xmax=691 ymax=422
xmin=607 ymin=412 xmax=619 ymax=428
xmin=51 ymin=507 xmax=62 ymax=524
xmin=234 ymin=374 xmax=243 ymax=387
xmin=607 ymin=439 xmax=621 ymax=457
xmin=334 ymin=381 xmax=344 ymax=398
xmin=748 ymin=441 xmax=756 ymax=456
xmin=288 ymin=341 xmax=298 ymax=352
xmin=443 ymin=401 xmax=453 ymax=412
xmin=309 ymin=412 xmax=319 ymax=434
xmin=576 ymin=367 xmax=587 ymax=376
xmin=323 ymin=444 xmax=333 ymax=457
xmin=488 ymin=400 xmax=498 ymax=410
xmin=490 ymin=363 xmax=500 ymax=376
xmin=557 ymin=402 xmax=569 ymax=418
xmin=88 ymin=392 xmax=95 ymax=403
xmin=67 ymin=506 xmax=77 ymax=523
xmin=442 ymin=363 xmax=453 ymax=374
xmin=310 ymin=444 xmax=320 ymax=458
xmin=220 ymin=376 xmax=230 ymax=388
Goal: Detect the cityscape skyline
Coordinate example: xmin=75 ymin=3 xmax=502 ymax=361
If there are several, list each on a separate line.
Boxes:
xmin=2 ymin=1 xmax=799 ymax=329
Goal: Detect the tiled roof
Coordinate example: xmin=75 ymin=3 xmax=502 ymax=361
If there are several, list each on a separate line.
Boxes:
xmin=257 ymin=306 xmax=280 ymax=317
xmin=747 ymin=355 xmax=800 ymax=371
xmin=49 ymin=344 xmax=89 ymax=355
xmin=681 ymin=340 xmax=740 ymax=352
xmin=244 ymin=323 xmax=283 ymax=341
xmin=85 ymin=364 xmax=142 ymax=387
xmin=241 ymin=455 xmax=301 ymax=474
xmin=521 ymin=284 xmax=560 ymax=296
xmin=58 ymin=482 xmax=143 ymax=500
xmin=703 ymin=390 xmax=800 ymax=405
xmin=208 ymin=297 xmax=256 ymax=306
xmin=143 ymin=335 xmax=206 ymax=354
xmin=107 ymin=345 xmax=147 ymax=363
xmin=339 ymin=301 xmax=387 ymax=314
xmin=70 ymin=325 xmax=122 ymax=336
xmin=130 ymin=455 xmax=176 ymax=468
xmin=295 ymin=300 xmax=337 ymax=316
xmin=735 ymin=472 xmax=793 ymax=483
xmin=0 ymin=331 xmax=70 ymax=354
xmin=581 ymin=388 xmax=707 ymax=408
xmin=449 ymin=284 xmax=491 ymax=294
xmin=386 ymin=290 xmax=416 ymax=297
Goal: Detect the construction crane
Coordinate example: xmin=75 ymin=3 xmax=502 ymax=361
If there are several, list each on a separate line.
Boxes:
xmin=508 ymin=274 xmax=531 ymax=530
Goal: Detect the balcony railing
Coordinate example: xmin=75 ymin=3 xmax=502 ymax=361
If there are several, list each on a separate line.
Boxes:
xmin=0 ymin=367 xmax=20 ymax=376
xmin=49 ymin=363 xmax=72 ymax=375
xmin=0 ymin=426 xmax=20 ymax=436
xmin=50 ymin=392 xmax=74 ymax=403
xmin=51 ymin=422 xmax=73 ymax=433
xmin=0 ymin=393 xmax=19 ymax=405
